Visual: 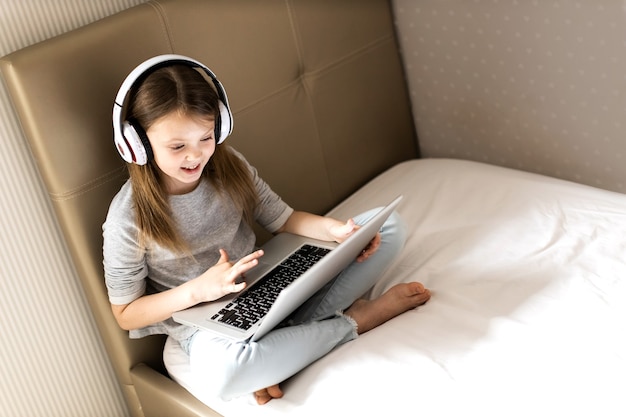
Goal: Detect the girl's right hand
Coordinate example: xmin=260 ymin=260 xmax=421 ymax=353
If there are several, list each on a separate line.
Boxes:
xmin=193 ymin=248 xmax=264 ymax=303
xmin=111 ymin=248 xmax=264 ymax=331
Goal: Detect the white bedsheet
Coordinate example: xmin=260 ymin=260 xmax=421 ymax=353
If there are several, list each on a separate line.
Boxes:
xmin=165 ymin=158 xmax=626 ymax=417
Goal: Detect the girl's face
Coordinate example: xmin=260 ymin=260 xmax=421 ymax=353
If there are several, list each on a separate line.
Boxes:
xmin=146 ymin=111 xmax=216 ymax=195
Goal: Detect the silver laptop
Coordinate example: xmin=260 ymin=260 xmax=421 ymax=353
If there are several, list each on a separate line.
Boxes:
xmin=172 ymin=195 xmax=403 ymax=342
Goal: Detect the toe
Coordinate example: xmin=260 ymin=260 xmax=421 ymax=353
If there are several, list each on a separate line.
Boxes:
xmin=267 ymin=384 xmax=283 ymax=399
xmin=254 ymin=389 xmax=271 ymax=405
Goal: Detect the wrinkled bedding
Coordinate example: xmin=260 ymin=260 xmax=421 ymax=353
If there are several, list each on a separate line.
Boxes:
xmin=165 ymin=158 xmax=626 ymax=417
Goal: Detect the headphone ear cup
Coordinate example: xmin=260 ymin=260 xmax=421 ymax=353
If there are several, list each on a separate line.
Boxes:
xmin=122 ymin=119 xmax=151 ymax=165
xmin=114 ymin=124 xmax=134 ymax=164
xmin=215 ymin=100 xmax=232 ymax=144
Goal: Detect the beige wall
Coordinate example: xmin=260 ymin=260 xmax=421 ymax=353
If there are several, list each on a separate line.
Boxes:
xmin=0 ymin=2 xmax=147 ymax=416
xmin=394 ymin=0 xmax=626 ymax=193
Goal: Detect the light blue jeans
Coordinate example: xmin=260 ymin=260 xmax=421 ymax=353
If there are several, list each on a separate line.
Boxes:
xmin=188 ymin=209 xmax=407 ymax=400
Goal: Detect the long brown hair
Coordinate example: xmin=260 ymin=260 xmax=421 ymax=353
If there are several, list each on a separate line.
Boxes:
xmin=125 ymin=64 xmax=258 ymax=253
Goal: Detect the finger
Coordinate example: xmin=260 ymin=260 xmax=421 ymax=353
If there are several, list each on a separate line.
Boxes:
xmin=334 ymin=219 xmax=358 ymax=243
xmin=218 ymin=248 xmax=230 ymax=264
xmin=232 ymin=256 xmax=261 ymax=276
xmin=357 ymin=233 xmax=381 ymax=262
xmin=229 ymin=281 xmax=247 ymax=293
xmin=369 ymin=233 xmax=382 ymax=251
xmin=341 ymin=218 xmax=356 ymax=235
xmin=238 ymin=249 xmax=264 ymax=264
xmin=230 ymin=250 xmax=263 ymax=275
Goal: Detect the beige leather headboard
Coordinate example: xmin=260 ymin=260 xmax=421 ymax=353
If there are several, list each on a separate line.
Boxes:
xmin=0 ymin=1 xmax=416 ymax=416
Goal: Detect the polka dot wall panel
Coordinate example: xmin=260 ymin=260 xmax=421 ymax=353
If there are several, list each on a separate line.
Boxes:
xmin=393 ymin=0 xmax=625 ymax=192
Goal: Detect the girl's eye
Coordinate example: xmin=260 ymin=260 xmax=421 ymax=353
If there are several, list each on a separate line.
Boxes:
xmin=171 ymin=144 xmax=184 ymax=151
xmin=201 ymin=136 xmax=213 ymax=142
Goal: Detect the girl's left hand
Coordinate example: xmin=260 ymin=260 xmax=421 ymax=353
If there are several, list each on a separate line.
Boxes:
xmin=330 ymin=218 xmax=381 ymax=262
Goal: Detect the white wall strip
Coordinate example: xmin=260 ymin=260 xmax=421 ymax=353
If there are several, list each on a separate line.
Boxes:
xmin=0 ymin=1 xmax=148 ymax=416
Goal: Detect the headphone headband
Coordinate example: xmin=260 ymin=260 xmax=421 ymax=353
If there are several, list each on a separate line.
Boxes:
xmin=112 ymin=54 xmax=233 ymax=164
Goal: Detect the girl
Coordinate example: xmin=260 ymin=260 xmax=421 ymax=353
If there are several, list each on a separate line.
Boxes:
xmin=103 ymin=58 xmax=431 ymax=405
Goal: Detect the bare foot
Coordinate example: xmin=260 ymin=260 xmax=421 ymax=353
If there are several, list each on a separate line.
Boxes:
xmin=254 ymin=384 xmax=283 ymax=405
xmin=344 ymin=282 xmax=430 ymax=334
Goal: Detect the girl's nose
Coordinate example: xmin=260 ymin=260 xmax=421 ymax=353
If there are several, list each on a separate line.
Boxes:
xmin=186 ymin=145 xmax=202 ymax=160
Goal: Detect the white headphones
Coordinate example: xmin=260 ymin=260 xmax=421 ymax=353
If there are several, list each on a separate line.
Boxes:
xmin=112 ymin=54 xmax=233 ymax=165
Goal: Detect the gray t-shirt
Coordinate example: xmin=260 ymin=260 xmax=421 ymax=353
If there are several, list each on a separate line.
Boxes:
xmin=102 ymin=150 xmax=293 ymax=342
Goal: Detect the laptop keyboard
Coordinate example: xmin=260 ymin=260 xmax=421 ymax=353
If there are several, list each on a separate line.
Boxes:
xmin=210 ymin=244 xmax=331 ymax=331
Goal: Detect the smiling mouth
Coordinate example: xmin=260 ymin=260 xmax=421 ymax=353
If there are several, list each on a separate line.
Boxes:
xmin=182 ymin=163 xmax=200 ymax=171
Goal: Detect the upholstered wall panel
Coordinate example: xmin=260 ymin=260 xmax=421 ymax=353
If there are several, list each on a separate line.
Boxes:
xmin=394 ymin=0 xmax=626 ymax=193
xmin=0 ymin=2 xmax=147 ymax=416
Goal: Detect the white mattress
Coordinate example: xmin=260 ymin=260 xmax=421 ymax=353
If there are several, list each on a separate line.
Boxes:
xmin=165 ymin=158 xmax=626 ymax=417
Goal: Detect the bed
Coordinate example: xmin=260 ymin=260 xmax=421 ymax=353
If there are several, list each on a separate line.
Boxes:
xmin=165 ymin=158 xmax=626 ymax=416
xmin=1 ymin=0 xmax=624 ymax=416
